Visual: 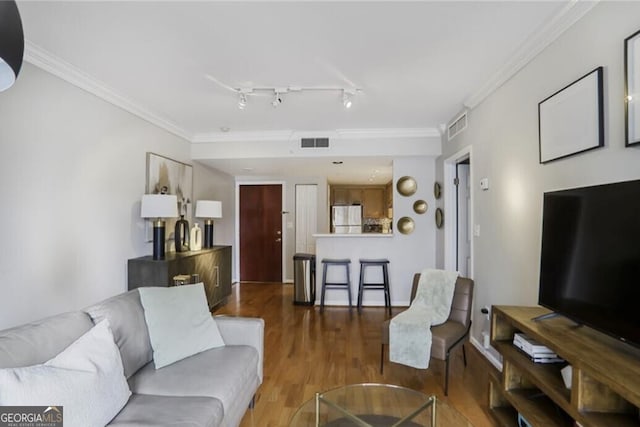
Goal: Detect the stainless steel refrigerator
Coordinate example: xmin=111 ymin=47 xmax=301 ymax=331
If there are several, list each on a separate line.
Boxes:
xmin=332 ymin=205 xmax=362 ymax=234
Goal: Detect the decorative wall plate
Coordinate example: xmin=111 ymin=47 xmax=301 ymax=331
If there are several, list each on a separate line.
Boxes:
xmin=397 ymin=176 xmax=418 ymax=196
xmin=397 ymin=216 xmax=415 ymax=234
xmin=435 ymin=208 xmax=444 ymax=228
xmin=413 ymin=200 xmax=428 ymax=214
xmin=433 ymin=182 xmax=442 ymax=199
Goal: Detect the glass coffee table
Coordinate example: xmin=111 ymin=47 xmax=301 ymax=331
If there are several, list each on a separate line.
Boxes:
xmin=289 ymin=383 xmax=474 ymax=426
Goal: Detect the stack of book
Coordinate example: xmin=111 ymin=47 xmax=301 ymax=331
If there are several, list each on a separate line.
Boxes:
xmin=513 ymin=333 xmax=564 ymax=363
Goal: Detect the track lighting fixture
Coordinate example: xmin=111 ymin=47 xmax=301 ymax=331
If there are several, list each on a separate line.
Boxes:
xmin=233 ymin=86 xmax=361 ymax=110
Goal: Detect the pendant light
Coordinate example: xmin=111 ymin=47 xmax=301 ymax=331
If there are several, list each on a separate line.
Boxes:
xmin=0 ymin=1 xmax=24 ymax=92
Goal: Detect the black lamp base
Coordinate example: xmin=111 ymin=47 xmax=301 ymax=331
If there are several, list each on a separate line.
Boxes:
xmin=204 ymin=220 xmax=214 ymax=248
xmin=152 ymin=221 xmax=166 ymax=260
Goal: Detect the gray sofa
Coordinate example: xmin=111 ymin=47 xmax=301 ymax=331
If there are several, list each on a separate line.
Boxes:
xmin=0 ymin=288 xmax=264 ymax=427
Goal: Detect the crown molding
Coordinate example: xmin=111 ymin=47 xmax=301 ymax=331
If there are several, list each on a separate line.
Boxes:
xmin=336 ymin=128 xmax=440 ymax=139
xmin=463 ymin=0 xmax=599 ymax=110
xmin=23 ymin=40 xmax=192 ymax=141
xmin=192 ymin=127 xmax=440 ymax=143
xmin=192 ymin=130 xmax=296 ymax=143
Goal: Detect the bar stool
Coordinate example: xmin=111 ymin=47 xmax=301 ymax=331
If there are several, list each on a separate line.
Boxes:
xmin=357 ymin=259 xmax=391 ymax=315
xmin=320 ymin=259 xmax=352 ymax=313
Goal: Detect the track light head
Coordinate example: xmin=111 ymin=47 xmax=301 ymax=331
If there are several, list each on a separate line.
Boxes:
xmin=272 ymin=92 xmax=283 ymax=108
xmin=343 ymin=94 xmax=352 ymax=109
xmin=343 ymin=89 xmax=355 ymax=109
xmin=238 ymin=93 xmax=247 ymax=110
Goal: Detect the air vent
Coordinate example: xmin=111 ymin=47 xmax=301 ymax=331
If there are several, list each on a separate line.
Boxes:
xmin=300 ymin=137 xmax=330 ymax=148
xmin=448 ymin=112 xmax=467 ymax=141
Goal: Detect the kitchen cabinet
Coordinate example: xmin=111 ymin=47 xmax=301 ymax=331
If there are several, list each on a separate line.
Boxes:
xmin=385 ymin=182 xmax=393 ymax=209
xmin=332 ymin=187 xmax=363 ymax=205
xmin=331 ymin=185 xmax=391 ymax=219
xmin=362 ymin=188 xmax=385 ymax=218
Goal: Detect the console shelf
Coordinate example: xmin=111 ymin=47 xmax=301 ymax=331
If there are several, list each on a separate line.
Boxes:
xmin=489 ymin=306 xmax=640 ymax=427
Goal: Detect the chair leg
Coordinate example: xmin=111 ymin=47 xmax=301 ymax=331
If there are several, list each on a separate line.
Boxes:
xmin=380 ymin=344 xmax=385 ymax=374
xmin=320 ymin=264 xmax=328 ymax=313
xmin=444 ymin=355 xmax=450 ymax=396
xmin=357 ymin=264 xmax=364 ymax=312
xmin=462 ymin=343 xmax=467 ymax=366
xmin=346 ymin=264 xmax=352 ymax=309
xmin=383 ymin=264 xmax=391 ymax=316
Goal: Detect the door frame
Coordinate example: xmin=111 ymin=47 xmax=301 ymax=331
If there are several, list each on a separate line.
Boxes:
xmin=443 ymin=146 xmax=474 ymax=278
xmin=235 ymin=181 xmax=286 ymax=283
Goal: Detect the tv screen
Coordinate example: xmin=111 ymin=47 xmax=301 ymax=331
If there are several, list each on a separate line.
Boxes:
xmin=539 ymin=179 xmax=640 ymax=346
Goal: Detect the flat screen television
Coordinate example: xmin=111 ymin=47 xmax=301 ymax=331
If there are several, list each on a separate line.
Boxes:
xmin=538 ymin=179 xmax=640 ymax=347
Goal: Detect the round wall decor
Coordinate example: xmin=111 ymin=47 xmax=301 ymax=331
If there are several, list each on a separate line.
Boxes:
xmin=433 ymin=182 xmax=442 ymax=199
xmin=397 ymin=216 xmax=415 ymax=234
xmin=413 ymin=200 xmax=428 ymax=214
xmin=397 ymin=176 xmax=418 ymax=196
xmin=435 ymin=208 xmax=444 ymax=228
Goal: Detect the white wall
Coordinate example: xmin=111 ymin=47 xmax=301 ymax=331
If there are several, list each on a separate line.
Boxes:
xmin=192 ymin=162 xmax=237 ymax=277
xmin=0 ymin=64 xmax=190 ymax=330
xmin=390 ymin=156 xmax=438 ymax=304
xmin=437 ymin=2 xmax=640 ymax=349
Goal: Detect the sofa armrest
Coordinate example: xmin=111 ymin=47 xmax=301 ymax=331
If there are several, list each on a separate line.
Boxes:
xmin=214 ymin=316 xmax=264 ymax=383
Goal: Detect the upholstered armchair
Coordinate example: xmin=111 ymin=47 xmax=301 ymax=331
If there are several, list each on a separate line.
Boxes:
xmin=380 ymin=273 xmax=474 ymax=395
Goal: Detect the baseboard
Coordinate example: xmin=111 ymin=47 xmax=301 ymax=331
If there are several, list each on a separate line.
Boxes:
xmin=470 ymin=336 xmax=503 ymax=371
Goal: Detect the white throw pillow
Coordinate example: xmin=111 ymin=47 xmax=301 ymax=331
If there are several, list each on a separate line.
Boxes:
xmin=138 ymin=282 xmax=225 ymax=369
xmin=0 ymin=319 xmax=131 ymax=427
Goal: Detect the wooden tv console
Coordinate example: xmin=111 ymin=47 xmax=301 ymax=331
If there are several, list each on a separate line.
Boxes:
xmin=489 ymin=306 xmax=640 ymax=427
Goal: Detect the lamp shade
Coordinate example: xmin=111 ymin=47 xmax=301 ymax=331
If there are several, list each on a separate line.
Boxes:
xmin=195 ymin=200 xmax=222 ymax=218
xmin=0 ymin=1 xmax=24 ymax=92
xmin=141 ymin=194 xmax=178 ymax=219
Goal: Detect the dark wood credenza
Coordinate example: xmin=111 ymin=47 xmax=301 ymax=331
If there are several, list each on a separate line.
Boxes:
xmin=128 ymin=246 xmax=232 ymax=309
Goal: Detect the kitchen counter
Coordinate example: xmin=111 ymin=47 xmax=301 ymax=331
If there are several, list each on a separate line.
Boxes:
xmin=313 ymin=233 xmax=398 ymax=307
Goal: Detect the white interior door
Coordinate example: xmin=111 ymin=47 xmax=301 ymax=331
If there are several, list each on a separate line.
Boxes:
xmin=295 ymin=184 xmax=318 ymax=253
xmin=456 ymin=163 xmax=471 ymax=276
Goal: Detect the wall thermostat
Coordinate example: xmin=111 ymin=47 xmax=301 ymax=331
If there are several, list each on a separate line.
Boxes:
xmin=480 ymin=178 xmax=490 ymax=191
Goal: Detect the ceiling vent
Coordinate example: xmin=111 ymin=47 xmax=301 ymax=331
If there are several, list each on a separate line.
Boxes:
xmin=448 ymin=112 xmax=467 ymax=141
xmin=300 ymin=137 xmax=329 ymax=148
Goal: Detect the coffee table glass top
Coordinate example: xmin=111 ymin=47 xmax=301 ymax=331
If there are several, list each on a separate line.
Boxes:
xmin=289 ymin=383 xmax=474 ymax=426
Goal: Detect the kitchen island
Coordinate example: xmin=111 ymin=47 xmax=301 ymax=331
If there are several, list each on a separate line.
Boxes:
xmin=313 ymin=233 xmax=403 ymax=308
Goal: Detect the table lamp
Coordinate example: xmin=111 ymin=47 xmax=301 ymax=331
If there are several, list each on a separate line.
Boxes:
xmin=195 ymin=200 xmax=222 ymax=248
xmin=141 ymin=194 xmax=178 ymax=260
xmin=0 ymin=1 xmax=24 ymax=92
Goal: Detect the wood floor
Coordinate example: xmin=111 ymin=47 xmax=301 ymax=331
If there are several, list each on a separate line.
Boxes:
xmin=214 ymin=282 xmax=497 ymax=427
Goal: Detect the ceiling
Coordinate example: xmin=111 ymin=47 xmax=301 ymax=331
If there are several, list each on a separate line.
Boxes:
xmin=17 ymin=1 xmax=575 ymax=183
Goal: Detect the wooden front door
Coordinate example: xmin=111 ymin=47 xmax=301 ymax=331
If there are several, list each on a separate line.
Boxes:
xmin=239 ymin=184 xmax=283 ymax=282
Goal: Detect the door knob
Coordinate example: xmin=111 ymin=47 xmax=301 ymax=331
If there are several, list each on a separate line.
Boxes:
xmin=276 ymin=231 xmax=282 ymax=235
xmin=275 ymin=238 xmax=282 ymax=242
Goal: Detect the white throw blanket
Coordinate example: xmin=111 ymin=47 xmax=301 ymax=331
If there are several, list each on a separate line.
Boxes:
xmin=389 ymin=269 xmax=459 ymax=369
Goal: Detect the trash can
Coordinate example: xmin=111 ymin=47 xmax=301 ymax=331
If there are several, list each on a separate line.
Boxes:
xmin=293 ymin=253 xmax=316 ymax=305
